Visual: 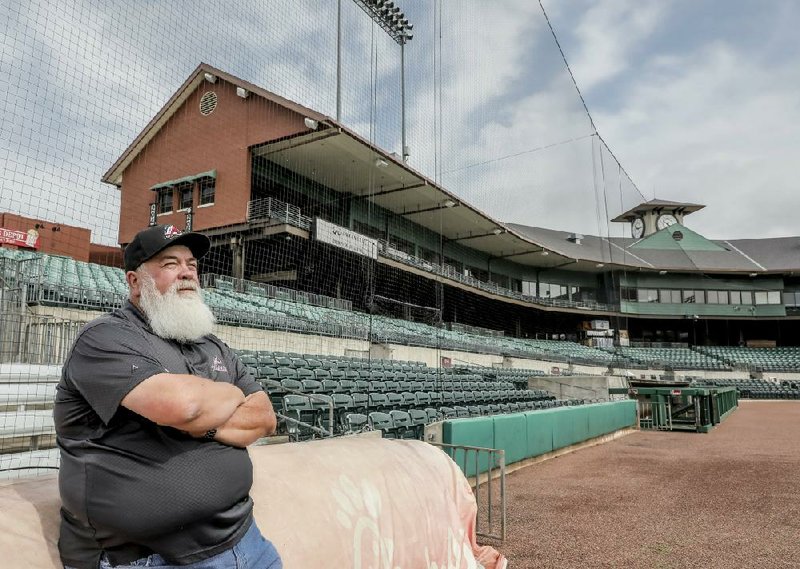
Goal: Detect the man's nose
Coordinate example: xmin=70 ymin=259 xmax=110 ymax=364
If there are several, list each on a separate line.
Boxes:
xmin=177 ymin=262 xmax=197 ymax=279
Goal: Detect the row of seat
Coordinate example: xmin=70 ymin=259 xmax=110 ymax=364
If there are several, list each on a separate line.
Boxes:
xmin=696 ymin=378 xmax=800 ymax=399
xmin=609 ymin=347 xmax=730 ymax=370
xmin=249 ymin=364 xmax=493 ymax=384
xmin=697 ymin=346 xmax=800 ymax=371
xmin=255 ymin=371 xmax=517 ymax=394
xmin=263 ymin=379 xmax=550 ymax=412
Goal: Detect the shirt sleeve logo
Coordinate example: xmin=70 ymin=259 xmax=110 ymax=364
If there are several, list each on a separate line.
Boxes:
xmin=212 ymin=356 xmax=228 ymax=373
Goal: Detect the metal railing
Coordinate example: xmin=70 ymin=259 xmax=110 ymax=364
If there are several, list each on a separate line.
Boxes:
xmin=378 ymin=240 xmax=617 ymax=313
xmin=203 ymin=273 xmax=352 ymax=311
xmin=0 ymin=312 xmax=85 ymax=365
xmin=246 ymin=197 xmax=312 ymax=229
xmin=429 ymin=442 xmax=506 ymax=541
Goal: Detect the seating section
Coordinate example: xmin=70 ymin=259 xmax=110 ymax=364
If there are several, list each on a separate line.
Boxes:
xmin=6 ymin=248 xmax=800 ymax=376
xmin=608 ymin=347 xmax=729 ymax=371
xmin=1 ymin=251 xmax=625 ymax=365
xmin=699 ymin=378 xmax=800 ymax=400
xmin=696 ymin=346 xmax=800 ymax=372
xmin=239 ymin=351 xmax=606 ymax=441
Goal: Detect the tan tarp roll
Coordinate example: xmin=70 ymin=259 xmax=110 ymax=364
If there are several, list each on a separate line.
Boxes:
xmin=0 ymin=437 xmax=505 ymax=568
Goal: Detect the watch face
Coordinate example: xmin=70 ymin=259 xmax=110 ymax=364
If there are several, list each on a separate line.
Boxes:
xmin=657 ymin=214 xmax=678 ymax=230
xmin=631 ymin=217 xmax=645 ymax=238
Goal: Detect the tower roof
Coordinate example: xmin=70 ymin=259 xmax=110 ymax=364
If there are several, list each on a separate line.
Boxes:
xmin=611 ymin=199 xmax=705 ymax=222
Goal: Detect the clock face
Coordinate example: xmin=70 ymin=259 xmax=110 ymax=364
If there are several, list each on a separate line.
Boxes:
xmin=631 ymin=217 xmax=645 ymax=238
xmin=657 ymin=214 xmax=678 ymax=230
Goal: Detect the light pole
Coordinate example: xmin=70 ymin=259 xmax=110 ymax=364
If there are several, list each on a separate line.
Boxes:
xmin=337 ymin=0 xmax=342 ymax=121
xmin=349 ymin=0 xmax=414 ymax=160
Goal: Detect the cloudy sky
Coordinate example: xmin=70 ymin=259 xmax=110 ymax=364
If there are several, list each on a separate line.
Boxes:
xmin=1 ymin=0 xmax=798 ymax=244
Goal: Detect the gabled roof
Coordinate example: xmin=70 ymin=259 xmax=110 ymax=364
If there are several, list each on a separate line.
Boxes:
xmin=102 ymin=63 xmax=329 ymax=187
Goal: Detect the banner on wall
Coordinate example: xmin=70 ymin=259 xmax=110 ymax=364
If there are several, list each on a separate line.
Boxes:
xmin=314 ymin=218 xmax=378 ymax=260
xmin=0 ymin=228 xmax=40 ymax=249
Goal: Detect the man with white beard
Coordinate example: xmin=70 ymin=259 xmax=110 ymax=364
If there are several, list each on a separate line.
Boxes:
xmin=54 ymin=224 xmax=281 ymax=569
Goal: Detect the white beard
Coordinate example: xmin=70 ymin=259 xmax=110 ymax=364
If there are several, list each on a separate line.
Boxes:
xmin=138 ymin=272 xmax=216 ymax=343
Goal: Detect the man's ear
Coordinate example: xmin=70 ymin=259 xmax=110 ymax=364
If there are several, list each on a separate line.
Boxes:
xmin=127 ymin=270 xmax=141 ymax=300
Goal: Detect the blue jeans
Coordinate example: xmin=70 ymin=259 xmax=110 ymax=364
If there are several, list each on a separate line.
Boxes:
xmin=67 ymin=520 xmax=281 ymax=569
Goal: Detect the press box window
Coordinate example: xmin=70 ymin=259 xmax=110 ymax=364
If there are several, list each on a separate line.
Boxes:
xmin=199 ymin=178 xmax=215 ymax=205
xmin=660 ymin=289 xmax=681 ymax=303
xmin=157 ymin=188 xmax=173 ymax=214
xmin=178 ymin=183 xmax=194 ymax=210
xmin=637 ymin=289 xmax=658 ymax=303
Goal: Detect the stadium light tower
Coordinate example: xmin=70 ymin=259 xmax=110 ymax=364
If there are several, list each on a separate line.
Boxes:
xmin=341 ymin=0 xmax=413 ymax=161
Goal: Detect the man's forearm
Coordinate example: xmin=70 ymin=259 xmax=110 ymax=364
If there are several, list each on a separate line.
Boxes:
xmin=206 ymin=391 xmax=276 ymax=447
xmin=123 ymin=373 xmax=245 ymax=432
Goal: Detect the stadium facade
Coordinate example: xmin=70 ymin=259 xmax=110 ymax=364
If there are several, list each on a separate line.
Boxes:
xmin=96 ymin=63 xmax=800 ymax=347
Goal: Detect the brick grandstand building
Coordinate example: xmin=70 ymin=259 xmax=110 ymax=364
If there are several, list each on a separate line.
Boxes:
xmin=101 ymin=63 xmax=800 ymax=346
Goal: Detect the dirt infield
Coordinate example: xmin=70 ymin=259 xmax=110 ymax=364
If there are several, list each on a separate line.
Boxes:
xmin=485 ymin=401 xmax=800 ymax=568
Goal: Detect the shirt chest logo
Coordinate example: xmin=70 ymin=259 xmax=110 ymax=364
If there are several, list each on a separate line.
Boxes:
xmin=212 ymin=356 xmax=228 ymax=373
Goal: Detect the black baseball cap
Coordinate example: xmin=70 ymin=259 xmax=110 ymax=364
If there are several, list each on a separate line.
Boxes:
xmin=124 ymin=224 xmax=211 ymax=271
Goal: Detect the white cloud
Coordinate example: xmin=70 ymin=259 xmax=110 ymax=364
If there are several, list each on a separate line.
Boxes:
xmin=595 ymin=41 xmax=800 ymax=238
xmin=2 ymin=0 xmax=799 ymax=247
xmin=569 ymin=0 xmax=666 ymax=91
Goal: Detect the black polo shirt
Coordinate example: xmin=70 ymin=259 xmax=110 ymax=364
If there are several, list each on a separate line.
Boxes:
xmin=54 ymin=302 xmax=262 ymax=569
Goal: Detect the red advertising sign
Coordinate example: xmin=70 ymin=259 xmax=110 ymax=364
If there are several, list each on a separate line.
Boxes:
xmin=671 ymin=389 xmax=682 ymax=396
xmin=0 ymin=228 xmax=40 ymax=249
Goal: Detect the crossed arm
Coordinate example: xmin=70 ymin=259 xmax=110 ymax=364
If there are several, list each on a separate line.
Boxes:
xmin=121 ymin=373 xmax=276 ymax=447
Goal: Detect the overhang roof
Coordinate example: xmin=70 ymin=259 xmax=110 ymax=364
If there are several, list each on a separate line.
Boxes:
xmin=611 ymin=199 xmax=705 ymax=222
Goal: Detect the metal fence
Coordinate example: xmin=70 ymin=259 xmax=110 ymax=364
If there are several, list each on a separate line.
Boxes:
xmin=430 ymin=442 xmax=506 ymax=541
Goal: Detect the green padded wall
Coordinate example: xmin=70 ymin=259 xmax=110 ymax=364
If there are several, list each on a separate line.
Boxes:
xmin=614 ymin=400 xmax=637 ymax=431
xmin=492 ymin=413 xmax=528 ymax=465
xmin=525 ymin=409 xmax=555 ymax=457
xmin=588 ymin=402 xmax=614 ymax=438
xmin=441 ymin=401 xmax=638 ymax=473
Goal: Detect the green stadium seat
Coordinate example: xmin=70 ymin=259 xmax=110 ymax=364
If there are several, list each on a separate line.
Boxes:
xmin=344 ymin=413 xmax=368 ymax=434
xmin=367 ymin=412 xmax=394 ymax=438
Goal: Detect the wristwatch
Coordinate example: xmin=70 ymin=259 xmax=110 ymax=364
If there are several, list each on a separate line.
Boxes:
xmin=203 ymin=428 xmax=217 ymax=440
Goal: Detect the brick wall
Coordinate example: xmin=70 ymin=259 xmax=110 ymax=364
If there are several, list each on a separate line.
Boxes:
xmin=118 ymin=79 xmax=308 ymax=245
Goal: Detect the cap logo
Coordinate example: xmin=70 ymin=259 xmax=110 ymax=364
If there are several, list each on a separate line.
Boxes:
xmin=164 ymin=225 xmax=182 ymax=240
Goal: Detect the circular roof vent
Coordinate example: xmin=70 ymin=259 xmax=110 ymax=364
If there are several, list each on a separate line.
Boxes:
xmin=199 ymin=91 xmax=218 ymax=116
xmin=672 ymin=230 xmax=684 ymax=241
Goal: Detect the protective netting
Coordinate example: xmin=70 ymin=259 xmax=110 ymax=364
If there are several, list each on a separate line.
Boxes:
xmin=0 ymin=0 xmax=739 ymax=478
